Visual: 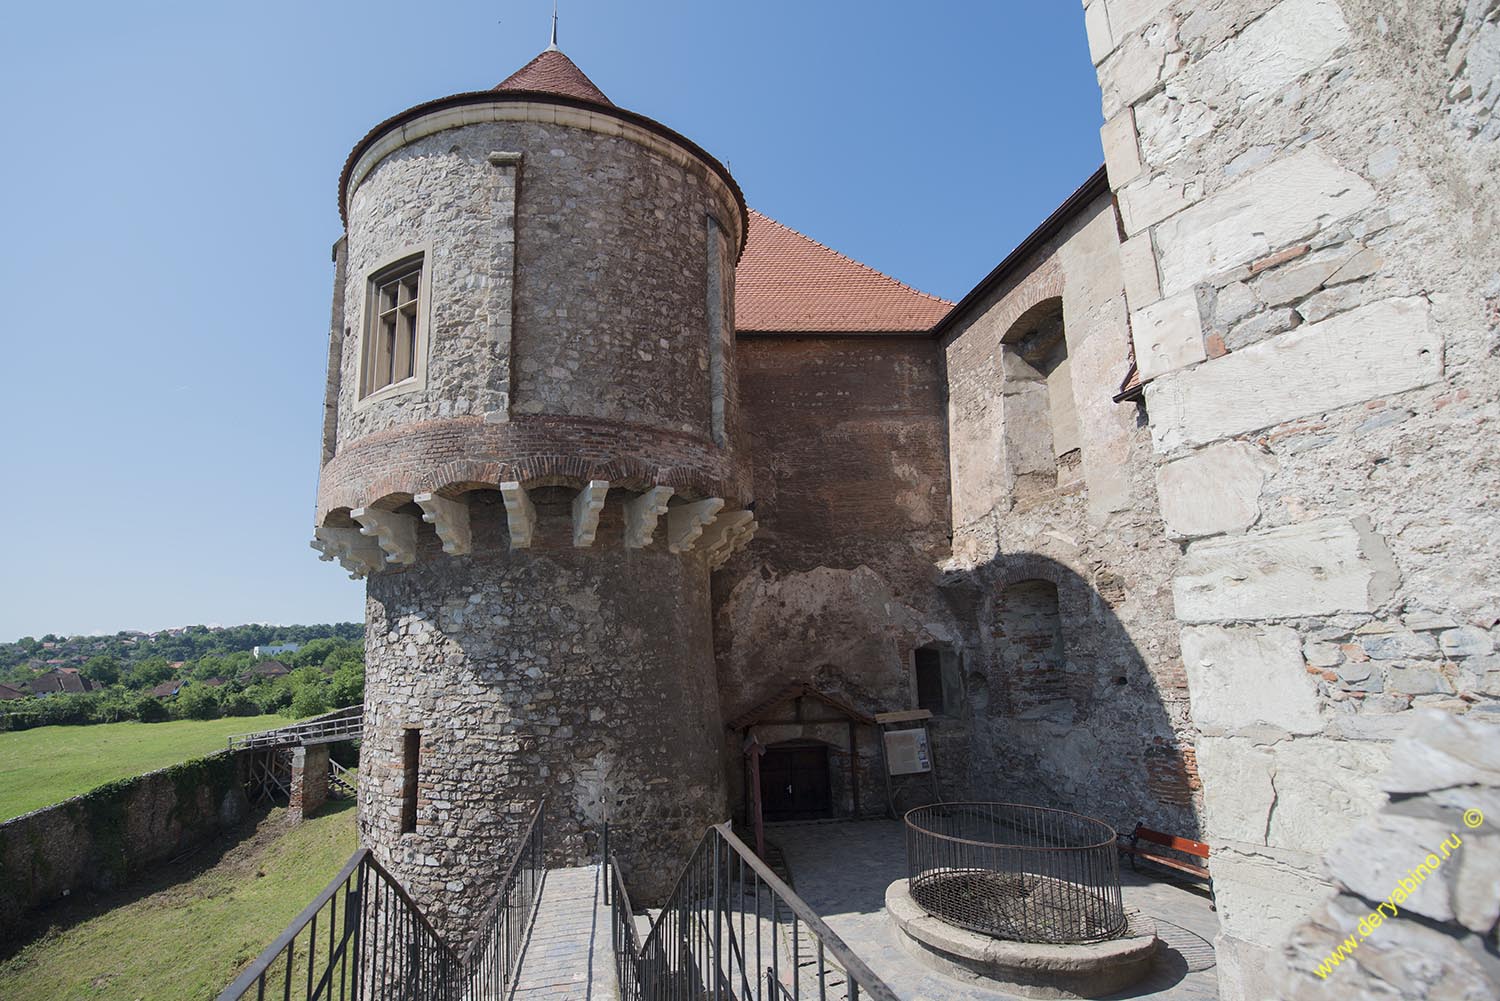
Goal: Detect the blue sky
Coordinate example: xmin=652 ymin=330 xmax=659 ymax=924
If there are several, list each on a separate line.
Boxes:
xmin=0 ymin=2 xmax=1105 ymax=640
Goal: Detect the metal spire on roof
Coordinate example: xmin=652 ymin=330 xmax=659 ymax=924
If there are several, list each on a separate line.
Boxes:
xmin=546 ymin=1 xmax=559 ymax=50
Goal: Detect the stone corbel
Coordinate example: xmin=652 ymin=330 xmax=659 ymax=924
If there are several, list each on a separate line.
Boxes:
xmin=572 ymin=480 xmax=609 ymax=547
xmin=667 ymin=498 xmax=725 ymax=553
xmin=350 ymin=507 xmax=419 ymax=565
xmin=624 ymin=486 xmax=674 ymax=548
xmin=311 ymin=527 xmax=386 ymax=579
xmin=697 ymin=509 xmax=756 ymax=569
xmin=500 ymin=481 xmax=537 ymax=549
xmin=414 ymin=492 xmax=471 ymax=556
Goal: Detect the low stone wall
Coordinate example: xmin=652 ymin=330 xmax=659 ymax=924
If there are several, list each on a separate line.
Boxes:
xmin=0 ymin=750 xmax=249 ymax=943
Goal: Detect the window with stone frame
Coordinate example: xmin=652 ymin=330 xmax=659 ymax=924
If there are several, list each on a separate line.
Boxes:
xmin=361 ymin=255 xmax=425 ymax=398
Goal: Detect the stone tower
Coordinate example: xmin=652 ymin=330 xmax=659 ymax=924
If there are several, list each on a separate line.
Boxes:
xmin=311 ymin=44 xmax=754 ymax=942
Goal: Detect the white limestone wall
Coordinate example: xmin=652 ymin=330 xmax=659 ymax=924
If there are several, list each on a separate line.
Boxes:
xmin=1081 ymin=1 xmax=1500 ymax=998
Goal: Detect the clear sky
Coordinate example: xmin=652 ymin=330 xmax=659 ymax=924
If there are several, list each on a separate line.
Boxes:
xmin=0 ymin=1 xmax=1106 ymax=641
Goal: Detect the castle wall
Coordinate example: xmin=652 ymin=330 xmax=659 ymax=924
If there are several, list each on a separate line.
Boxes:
xmin=939 ymin=193 xmax=1197 ymax=834
xmin=360 ymin=495 xmax=726 ymax=944
xmin=1083 ymin=2 xmax=1500 ymax=996
xmin=714 ymin=335 xmax=959 ymax=812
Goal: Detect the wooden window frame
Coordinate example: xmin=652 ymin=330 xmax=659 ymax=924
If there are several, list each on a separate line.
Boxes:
xmin=357 ymin=247 xmax=432 ymax=405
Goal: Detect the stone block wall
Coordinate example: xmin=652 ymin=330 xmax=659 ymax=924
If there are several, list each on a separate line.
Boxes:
xmin=939 ymin=190 xmax=1198 ymax=835
xmin=1273 ymin=711 xmax=1500 ymax=999
xmin=0 ymin=752 xmax=248 ymax=943
xmin=1081 ymin=1 xmax=1500 ymax=995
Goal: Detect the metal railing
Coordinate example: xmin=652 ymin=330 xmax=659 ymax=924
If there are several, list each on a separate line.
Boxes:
xmin=215 ymin=849 xmax=458 ymax=1001
xmin=905 ymin=802 xmax=1126 ymax=944
xmin=609 ymin=823 xmax=898 ymax=1001
xmin=229 ymin=704 xmax=363 ymax=751
xmin=462 ymin=800 xmax=546 ymax=1000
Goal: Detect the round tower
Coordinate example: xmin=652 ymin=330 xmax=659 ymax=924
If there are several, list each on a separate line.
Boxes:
xmin=311 ymin=44 xmax=752 ymax=943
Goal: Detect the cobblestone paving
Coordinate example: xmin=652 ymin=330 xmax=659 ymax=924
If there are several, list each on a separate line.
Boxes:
xmin=510 ymin=865 xmax=619 ymax=1000
xmin=770 ymin=820 xmax=1221 ymax=1001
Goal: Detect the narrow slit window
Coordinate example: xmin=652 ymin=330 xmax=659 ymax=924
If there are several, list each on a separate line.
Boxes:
xmin=400 ymin=728 xmax=420 ymax=834
xmin=362 ymin=256 xmax=424 ymax=398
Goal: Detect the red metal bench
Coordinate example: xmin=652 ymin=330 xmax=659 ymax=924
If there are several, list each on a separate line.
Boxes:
xmin=1119 ymin=822 xmax=1210 ymax=883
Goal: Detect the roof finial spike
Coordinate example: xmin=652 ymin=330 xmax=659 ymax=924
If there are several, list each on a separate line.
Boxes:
xmin=547 ymin=0 xmax=559 ymax=51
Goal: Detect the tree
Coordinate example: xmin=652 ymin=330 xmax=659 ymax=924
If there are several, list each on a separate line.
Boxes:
xmin=83 ymin=654 xmax=120 ymax=687
xmin=329 ymin=661 xmax=364 ymax=707
xmin=129 ymin=694 xmax=170 ymax=723
xmin=176 ymin=683 xmax=221 ymax=721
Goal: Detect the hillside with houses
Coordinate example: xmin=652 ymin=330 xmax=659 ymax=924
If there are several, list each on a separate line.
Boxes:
xmin=0 ymin=624 xmax=364 ymax=729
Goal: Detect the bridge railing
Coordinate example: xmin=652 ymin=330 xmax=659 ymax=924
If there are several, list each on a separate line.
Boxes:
xmin=608 ymin=823 xmax=899 ymax=1001
xmin=228 ymin=704 xmax=363 ymax=751
xmin=462 ymin=799 xmax=546 ymax=1000
xmin=215 ymin=848 xmax=457 ymax=1001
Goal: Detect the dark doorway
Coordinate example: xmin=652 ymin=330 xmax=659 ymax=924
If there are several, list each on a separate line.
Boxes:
xmin=760 ymin=743 xmax=832 ymax=821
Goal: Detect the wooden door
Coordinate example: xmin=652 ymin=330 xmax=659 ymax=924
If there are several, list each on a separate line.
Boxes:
xmin=760 ymin=744 xmax=832 ymax=821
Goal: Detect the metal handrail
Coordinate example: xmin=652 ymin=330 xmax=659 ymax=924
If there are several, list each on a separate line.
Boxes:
xmin=462 ymin=799 xmax=546 ymax=999
xmin=216 ymin=848 xmax=458 ymax=1001
xmin=609 ymin=821 xmax=899 ymax=1001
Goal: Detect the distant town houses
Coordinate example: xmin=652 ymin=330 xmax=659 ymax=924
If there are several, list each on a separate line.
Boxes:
xmin=252 ymin=642 xmax=301 ymax=659
xmin=28 ymin=667 xmax=96 ymax=696
xmin=0 ymin=683 xmax=26 ymax=700
xmin=241 ymin=660 xmax=291 ymax=682
xmin=150 ymin=680 xmax=183 ymax=700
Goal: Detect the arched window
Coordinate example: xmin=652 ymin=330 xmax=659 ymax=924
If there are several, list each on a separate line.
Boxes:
xmin=996 ymin=579 xmax=1071 ymax=719
xmin=1000 ymin=299 xmax=1081 ymax=496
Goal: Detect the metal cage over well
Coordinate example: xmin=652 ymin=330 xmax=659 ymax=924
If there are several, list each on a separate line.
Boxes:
xmin=905 ymin=802 xmax=1127 ymax=945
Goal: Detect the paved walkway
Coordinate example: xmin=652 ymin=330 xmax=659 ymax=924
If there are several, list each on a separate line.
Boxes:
xmin=510 ymin=864 xmax=618 ymax=1001
xmin=771 ymin=819 xmax=1221 ymax=1001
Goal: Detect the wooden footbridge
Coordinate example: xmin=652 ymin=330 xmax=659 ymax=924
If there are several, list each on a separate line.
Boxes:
xmin=227 ymin=704 xmax=362 ymax=804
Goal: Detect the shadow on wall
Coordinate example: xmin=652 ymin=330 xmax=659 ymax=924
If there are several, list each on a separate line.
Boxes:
xmin=939 ymin=552 xmax=1199 ymax=840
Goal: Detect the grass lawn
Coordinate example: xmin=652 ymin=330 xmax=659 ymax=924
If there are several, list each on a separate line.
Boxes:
xmin=0 ymin=800 xmax=360 ymax=1001
xmin=0 ymin=715 xmax=290 ymax=821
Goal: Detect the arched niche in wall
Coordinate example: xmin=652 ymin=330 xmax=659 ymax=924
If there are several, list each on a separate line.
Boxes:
xmin=995 ymin=578 xmax=1073 ymax=721
xmin=999 ymin=297 xmax=1082 ymax=500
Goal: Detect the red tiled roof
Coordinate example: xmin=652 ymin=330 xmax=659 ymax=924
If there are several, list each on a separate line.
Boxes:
xmin=495 ymin=49 xmax=612 ymax=106
xmin=735 ymin=210 xmax=953 ymax=333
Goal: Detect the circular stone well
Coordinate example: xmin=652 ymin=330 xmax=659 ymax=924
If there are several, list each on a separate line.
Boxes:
xmin=887 ymin=879 xmax=1158 ymax=999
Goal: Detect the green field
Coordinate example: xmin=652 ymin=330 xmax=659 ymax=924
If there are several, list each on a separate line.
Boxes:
xmin=0 ymin=801 xmax=359 ymax=1001
xmin=0 ymin=715 xmax=289 ymax=821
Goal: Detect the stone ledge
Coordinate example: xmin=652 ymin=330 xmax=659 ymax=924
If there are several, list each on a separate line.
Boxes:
xmin=885 ymin=878 xmax=1158 ymax=999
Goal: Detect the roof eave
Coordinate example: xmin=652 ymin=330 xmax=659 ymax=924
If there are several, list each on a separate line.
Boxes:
xmin=932 ymin=165 xmax=1111 ymax=338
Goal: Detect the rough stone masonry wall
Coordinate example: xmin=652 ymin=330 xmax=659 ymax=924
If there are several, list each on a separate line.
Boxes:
xmin=0 ymin=752 xmax=248 ymax=944
xmin=714 ymin=335 xmax=958 ymax=811
xmin=338 ymin=119 xmax=738 ymax=448
xmin=1081 ymin=1 xmax=1500 ymax=997
xmin=941 ymin=193 xmax=1198 ymax=835
xmin=361 ymin=495 xmax=726 ymax=947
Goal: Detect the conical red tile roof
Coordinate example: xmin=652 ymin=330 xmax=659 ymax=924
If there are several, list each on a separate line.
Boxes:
xmin=735 ymin=210 xmax=953 ymax=332
xmin=496 ymin=48 xmax=612 ymax=106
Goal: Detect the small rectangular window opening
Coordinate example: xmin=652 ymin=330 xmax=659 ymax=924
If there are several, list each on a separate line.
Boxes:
xmin=400 ymin=728 xmax=420 ymax=834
